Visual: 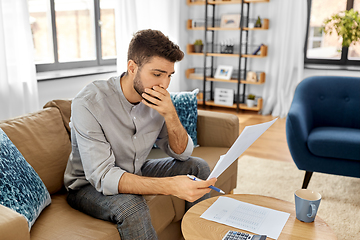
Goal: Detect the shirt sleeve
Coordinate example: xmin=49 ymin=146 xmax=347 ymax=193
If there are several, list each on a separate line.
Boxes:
xmin=155 ymin=122 xmax=194 ymax=161
xmin=71 ymin=100 xmax=124 ymax=195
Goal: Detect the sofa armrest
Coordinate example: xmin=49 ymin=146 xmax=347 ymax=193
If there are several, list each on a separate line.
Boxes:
xmin=0 ymin=205 xmax=30 ymax=240
xmin=197 ymin=110 xmax=239 ymax=148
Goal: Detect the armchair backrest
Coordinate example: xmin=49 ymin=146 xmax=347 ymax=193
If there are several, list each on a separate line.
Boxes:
xmin=293 ymin=76 xmax=360 ymax=129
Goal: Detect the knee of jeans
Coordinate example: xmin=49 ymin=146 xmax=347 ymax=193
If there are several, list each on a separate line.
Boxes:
xmin=190 ymin=157 xmax=210 ymax=179
xmin=113 ymin=195 xmax=150 ymax=223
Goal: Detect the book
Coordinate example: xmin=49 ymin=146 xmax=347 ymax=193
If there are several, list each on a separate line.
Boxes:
xmin=252 ymin=43 xmax=264 ymax=55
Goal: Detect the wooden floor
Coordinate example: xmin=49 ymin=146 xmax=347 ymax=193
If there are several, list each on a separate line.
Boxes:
xmin=199 ymin=106 xmax=293 ymax=163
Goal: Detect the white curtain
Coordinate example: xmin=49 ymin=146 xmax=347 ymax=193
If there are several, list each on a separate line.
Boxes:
xmin=261 ymin=0 xmax=307 ymax=118
xmin=114 ymin=0 xmax=181 ymax=92
xmin=0 ymin=0 xmax=39 ymax=121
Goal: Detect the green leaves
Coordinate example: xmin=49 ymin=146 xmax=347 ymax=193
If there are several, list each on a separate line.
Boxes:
xmin=194 ymin=39 xmax=203 ymax=46
xmin=321 ymin=8 xmax=360 ymax=48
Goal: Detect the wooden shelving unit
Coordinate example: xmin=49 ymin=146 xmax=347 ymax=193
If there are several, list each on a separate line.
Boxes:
xmin=186 ymin=0 xmax=269 ymax=112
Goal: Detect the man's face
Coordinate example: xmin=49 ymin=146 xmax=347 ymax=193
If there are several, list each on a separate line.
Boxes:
xmin=133 ymin=56 xmax=175 ymax=97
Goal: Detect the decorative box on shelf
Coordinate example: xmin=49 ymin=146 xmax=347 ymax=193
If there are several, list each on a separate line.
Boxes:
xmin=214 ymin=88 xmax=234 ymax=106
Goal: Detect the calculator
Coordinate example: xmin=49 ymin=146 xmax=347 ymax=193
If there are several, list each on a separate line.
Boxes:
xmin=222 ymin=230 xmax=267 ymax=240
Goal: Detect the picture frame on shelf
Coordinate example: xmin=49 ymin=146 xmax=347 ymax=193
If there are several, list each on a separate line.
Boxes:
xmin=220 ymin=14 xmax=240 ymax=28
xmin=214 ymin=65 xmax=233 ymax=80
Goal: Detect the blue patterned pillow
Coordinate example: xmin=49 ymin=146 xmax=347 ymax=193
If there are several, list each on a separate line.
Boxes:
xmin=170 ymin=89 xmax=199 ymax=146
xmin=0 ymin=128 xmax=51 ymax=230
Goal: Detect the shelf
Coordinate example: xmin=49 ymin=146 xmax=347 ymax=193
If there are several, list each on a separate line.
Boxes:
xmin=239 ymin=97 xmax=263 ymax=111
xmin=186 ymin=0 xmax=206 ymax=5
xmin=242 ymin=45 xmax=268 ymax=57
xmin=198 ymin=100 xmax=238 ymax=109
xmin=187 ymin=19 xmax=269 ymax=31
xmin=241 ymin=72 xmax=266 ymax=84
xmin=186 ymin=44 xmax=267 ymax=57
xmin=186 ymin=20 xmax=205 ymax=30
xmin=207 ymin=53 xmax=241 ymax=57
xmin=186 ymin=68 xmax=239 ymax=83
xmin=243 ymin=19 xmax=269 ymax=30
xmin=186 ymin=44 xmax=204 ymax=56
xmin=186 ymin=68 xmax=266 ymax=84
xmin=197 ymin=98 xmax=263 ymax=111
xmin=187 ymin=0 xmax=269 ymax=6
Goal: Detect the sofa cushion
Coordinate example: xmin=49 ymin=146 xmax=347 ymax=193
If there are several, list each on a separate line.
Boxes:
xmin=30 ymin=194 xmax=120 ymax=240
xmin=0 ymin=128 xmax=51 ymax=230
xmin=30 ymin=194 xmax=176 ymax=240
xmin=307 ymin=127 xmax=360 ymax=161
xmin=43 ymin=99 xmax=72 ymax=137
xmin=0 ymin=108 xmax=72 ymax=194
xmin=143 ymin=195 xmax=176 ymax=234
xmin=170 ymin=89 xmax=199 ymax=146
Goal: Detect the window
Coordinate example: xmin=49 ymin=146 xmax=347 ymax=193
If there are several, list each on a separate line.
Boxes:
xmin=28 ymin=0 xmax=117 ymax=72
xmin=305 ymin=0 xmax=360 ymax=65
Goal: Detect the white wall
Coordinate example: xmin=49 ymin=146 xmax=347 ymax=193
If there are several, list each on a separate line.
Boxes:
xmin=37 ymin=72 xmax=116 ymax=109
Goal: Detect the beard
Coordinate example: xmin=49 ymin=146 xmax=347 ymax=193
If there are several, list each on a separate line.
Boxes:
xmin=133 ymin=69 xmax=145 ymax=97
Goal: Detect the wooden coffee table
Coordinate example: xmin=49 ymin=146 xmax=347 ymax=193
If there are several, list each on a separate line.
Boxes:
xmin=182 ymin=194 xmax=337 ymax=240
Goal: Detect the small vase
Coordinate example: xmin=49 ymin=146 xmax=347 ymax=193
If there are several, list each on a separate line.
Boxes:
xmin=246 ymin=99 xmax=255 ymax=108
xmin=194 ymin=45 xmax=203 ymax=53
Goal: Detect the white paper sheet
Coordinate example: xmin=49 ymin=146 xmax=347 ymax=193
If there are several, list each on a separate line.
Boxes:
xmin=207 ymin=118 xmax=277 ymax=180
xmin=200 ymin=196 xmax=290 ymax=240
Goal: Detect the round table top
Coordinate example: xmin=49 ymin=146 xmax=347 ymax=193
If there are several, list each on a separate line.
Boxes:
xmin=181 ymin=194 xmax=337 ymax=240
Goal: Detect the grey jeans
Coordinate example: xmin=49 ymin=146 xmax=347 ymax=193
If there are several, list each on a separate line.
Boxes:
xmin=67 ymin=156 xmax=210 ymax=240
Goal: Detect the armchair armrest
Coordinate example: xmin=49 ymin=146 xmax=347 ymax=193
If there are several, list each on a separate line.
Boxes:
xmin=0 ymin=205 xmax=30 ymax=240
xmin=286 ymin=101 xmax=313 ymax=143
xmin=286 ymin=98 xmax=316 ymax=171
xmin=197 ymin=110 xmax=239 ymax=148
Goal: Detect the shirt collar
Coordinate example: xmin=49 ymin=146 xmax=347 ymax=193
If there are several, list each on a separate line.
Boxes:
xmin=116 ymin=72 xmax=142 ymax=111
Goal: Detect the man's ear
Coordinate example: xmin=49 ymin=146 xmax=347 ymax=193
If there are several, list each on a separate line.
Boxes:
xmin=127 ymin=60 xmax=137 ymax=76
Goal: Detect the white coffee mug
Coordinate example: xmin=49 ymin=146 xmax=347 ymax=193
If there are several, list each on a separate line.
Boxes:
xmin=294 ymin=189 xmax=321 ymax=222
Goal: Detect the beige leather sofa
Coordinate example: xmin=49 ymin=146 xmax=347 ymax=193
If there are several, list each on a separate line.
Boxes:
xmin=0 ymin=99 xmax=239 ymax=240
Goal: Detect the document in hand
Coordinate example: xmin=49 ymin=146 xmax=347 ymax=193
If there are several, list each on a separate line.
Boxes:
xmin=207 ymin=118 xmax=277 ymax=180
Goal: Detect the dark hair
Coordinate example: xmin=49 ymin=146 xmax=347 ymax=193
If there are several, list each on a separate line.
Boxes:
xmin=127 ymin=29 xmax=184 ymax=68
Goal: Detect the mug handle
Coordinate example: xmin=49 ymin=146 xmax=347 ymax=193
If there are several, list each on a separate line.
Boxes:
xmin=307 ymin=203 xmax=317 ymax=218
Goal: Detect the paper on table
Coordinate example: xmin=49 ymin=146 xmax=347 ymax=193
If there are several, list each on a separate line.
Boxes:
xmin=200 ymin=196 xmax=290 ymax=240
xmin=207 ymin=118 xmax=277 ymax=180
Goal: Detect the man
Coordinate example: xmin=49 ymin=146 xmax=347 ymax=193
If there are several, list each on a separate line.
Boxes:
xmin=64 ymin=29 xmax=216 ymax=240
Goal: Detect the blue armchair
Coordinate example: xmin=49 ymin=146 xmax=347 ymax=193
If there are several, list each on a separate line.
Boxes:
xmin=286 ymin=76 xmax=360 ymax=189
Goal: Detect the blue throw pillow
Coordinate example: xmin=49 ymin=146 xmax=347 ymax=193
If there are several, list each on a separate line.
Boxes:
xmin=0 ymin=128 xmax=51 ymax=230
xmin=170 ymin=89 xmax=199 ymax=146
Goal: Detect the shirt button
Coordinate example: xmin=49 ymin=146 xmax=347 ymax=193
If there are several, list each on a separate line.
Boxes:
xmin=135 ymin=158 xmax=139 ymax=161
xmin=133 ymin=136 xmax=137 ymax=139
xmin=133 ymin=116 xmax=136 ymax=120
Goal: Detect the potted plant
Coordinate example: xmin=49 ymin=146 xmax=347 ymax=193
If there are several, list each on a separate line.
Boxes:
xmin=254 ymin=16 xmax=262 ymax=28
xmin=246 ymin=94 xmax=256 ymax=107
xmin=322 ymin=8 xmax=360 ymax=48
xmin=194 ymin=39 xmax=203 ymax=53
